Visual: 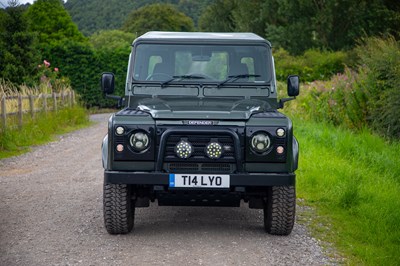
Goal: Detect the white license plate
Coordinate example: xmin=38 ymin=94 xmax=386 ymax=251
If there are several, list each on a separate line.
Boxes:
xmin=169 ymin=174 xmax=230 ymax=188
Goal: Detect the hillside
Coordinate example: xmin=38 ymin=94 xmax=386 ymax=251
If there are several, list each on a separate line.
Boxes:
xmin=64 ymin=0 xmax=213 ymax=36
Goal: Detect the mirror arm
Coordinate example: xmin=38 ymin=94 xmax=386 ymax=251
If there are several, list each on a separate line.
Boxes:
xmin=105 ymin=94 xmax=124 ymax=108
xmin=105 ymin=94 xmax=121 ymax=100
xmin=278 ymin=97 xmax=296 ymax=109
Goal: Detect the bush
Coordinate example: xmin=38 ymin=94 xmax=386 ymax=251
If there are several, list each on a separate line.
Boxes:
xmin=355 ymin=36 xmax=400 ymax=138
xmin=41 ymin=40 xmax=129 ymax=108
xmin=274 ymin=48 xmax=348 ymax=82
xmin=284 ymin=36 xmax=400 ymax=139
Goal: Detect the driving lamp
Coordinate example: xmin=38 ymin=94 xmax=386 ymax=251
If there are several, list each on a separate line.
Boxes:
xmin=205 ymin=142 xmax=222 ymax=159
xmin=175 ymin=140 xmax=193 ymax=159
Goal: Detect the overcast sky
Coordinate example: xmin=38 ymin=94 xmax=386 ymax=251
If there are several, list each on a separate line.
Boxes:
xmin=0 ymin=0 xmax=66 ymax=7
xmin=0 ymin=0 xmax=34 ymax=6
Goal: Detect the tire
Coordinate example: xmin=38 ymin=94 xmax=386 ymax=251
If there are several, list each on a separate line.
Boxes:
xmin=103 ymin=183 xmax=134 ymax=234
xmin=264 ymin=185 xmax=296 ymax=235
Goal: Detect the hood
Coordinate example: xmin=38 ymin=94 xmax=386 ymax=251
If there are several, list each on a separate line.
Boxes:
xmin=136 ymin=97 xmax=275 ymax=120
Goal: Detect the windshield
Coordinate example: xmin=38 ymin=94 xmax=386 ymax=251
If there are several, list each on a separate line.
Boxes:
xmin=132 ymin=43 xmax=272 ymax=84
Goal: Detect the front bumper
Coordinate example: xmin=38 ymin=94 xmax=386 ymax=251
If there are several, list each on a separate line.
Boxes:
xmin=104 ymin=171 xmax=295 ymax=186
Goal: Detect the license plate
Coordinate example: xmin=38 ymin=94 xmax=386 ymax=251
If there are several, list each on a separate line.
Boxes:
xmin=169 ymin=174 xmax=230 ymax=188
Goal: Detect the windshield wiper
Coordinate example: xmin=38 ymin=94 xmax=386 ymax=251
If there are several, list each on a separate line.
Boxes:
xmin=161 ymin=74 xmax=206 ymax=87
xmin=217 ymin=74 xmax=261 ymax=87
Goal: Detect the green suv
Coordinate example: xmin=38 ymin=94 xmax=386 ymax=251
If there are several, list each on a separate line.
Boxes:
xmin=101 ymin=31 xmax=300 ymax=235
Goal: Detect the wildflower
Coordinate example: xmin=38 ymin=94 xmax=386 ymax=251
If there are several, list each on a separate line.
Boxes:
xmin=38 ymin=65 xmax=42 ymax=68
xmin=44 ymin=60 xmax=50 ymax=67
xmin=54 ymin=68 xmax=59 ymax=72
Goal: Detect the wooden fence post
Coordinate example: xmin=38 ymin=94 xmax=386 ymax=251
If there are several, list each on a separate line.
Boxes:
xmin=18 ymin=95 xmax=23 ymax=128
xmin=69 ymin=91 xmax=73 ymax=107
xmin=52 ymin=92 xmax=57 ymax=112
xmin=61 ymin=91 xmax=65 ymax=107
xmin=29 ymin=95 xmax=34 ymax=118
xmin=1 ymin=96 xmax=6 ymax=129
xmin=42 ymin=94 xmax=47 ymax=114
xmin=72 ymin=90 xmax=75 ymax=106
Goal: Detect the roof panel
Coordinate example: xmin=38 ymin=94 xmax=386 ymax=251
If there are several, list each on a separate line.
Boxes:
xmin=134 ymin=31 xmax=270 ymax=45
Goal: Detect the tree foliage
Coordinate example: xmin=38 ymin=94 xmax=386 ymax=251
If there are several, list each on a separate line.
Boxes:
xmin=89 ymin=30 xmax=134 ymax=51
xmin=25 ymin=0 xmax=86 ymax=45
xmin=65 ymin=0 xmax=138 ymax=36
xmin=121 ymin=3 xmax=194 ymax=36
xmin=64 ymin=0 xmax=211 ymax=36
xmin=0 ymin=2 xmax=37 ymax=84
xmin=198 ymin=0 xmax=237 ymax=32
xmin=199 ymin=0 xmax=400 ymax=54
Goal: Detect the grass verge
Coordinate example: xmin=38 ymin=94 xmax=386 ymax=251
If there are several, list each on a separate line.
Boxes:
xmin=0 ymin=106 xmax=90 ymax=159
xmin=293 ymin=115 xmax=400 ymax=265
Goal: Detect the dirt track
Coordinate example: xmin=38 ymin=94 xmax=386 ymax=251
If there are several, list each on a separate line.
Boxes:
xmin=0 ymin=113 xmax=333 ymax=265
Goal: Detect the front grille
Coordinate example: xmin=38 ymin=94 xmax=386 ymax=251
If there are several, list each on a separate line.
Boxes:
xmin=156 ymin=127 xmax=244 ymax=173
xmin=167 ymin=163 xmax=235 ymax=173
xmin=164 ymin=134 xmax=235 ymax=163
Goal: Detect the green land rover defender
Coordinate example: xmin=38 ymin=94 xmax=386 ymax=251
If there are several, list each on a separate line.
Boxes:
xmin=101 ymin=31 xmax=300 ymax=235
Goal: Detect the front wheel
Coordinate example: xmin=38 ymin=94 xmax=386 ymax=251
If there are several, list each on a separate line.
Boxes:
xmin=264 ymin=185 xmax=296 ymax=235
xmin=103 ymin=183 xmax=135 ymax=234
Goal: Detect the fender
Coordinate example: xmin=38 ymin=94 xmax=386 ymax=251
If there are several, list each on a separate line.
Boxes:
xmin=292 ymin=136 xmax=299 ymax=171
xmin=102 ymin=134 xmax=108 ymax=170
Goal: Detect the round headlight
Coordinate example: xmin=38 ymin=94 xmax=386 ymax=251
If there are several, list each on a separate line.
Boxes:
xmin=251 ymin=133 xmax=271 ymax=153
xmin=175 ymin=140 xmax=193 ymax=159
xmin=129 ymin=131 xmax=150 ymax=152
xmin=205 ymin=142 xmax=222 ymax=159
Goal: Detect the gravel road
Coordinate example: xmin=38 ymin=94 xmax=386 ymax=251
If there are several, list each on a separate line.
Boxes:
xmin=0 ymin=113 xmax=334 ymax=266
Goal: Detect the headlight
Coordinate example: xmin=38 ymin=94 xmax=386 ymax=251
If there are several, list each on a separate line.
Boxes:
xmin=251 ymin=132 xmax=271 ymax=153
xmin=129 ymin=131 xmax=150 ymax=152
xmin=175 ymin=140 xmax=193 ymax=159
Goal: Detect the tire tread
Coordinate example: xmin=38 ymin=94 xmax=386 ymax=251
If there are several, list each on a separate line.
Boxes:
xmin=103 ymin=183 xmax=134 ymax=234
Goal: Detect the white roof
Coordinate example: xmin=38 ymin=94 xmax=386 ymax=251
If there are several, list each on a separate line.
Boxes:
xmin=135 ymin=31 xmax=270 ymax=45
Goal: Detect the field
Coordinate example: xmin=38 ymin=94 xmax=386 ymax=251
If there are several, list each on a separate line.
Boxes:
xmin=294 ymin=116 xmax=400 ymax=265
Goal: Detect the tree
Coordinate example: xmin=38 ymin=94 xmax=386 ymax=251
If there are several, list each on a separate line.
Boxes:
xmin=25 ymin=0 xmax=86 ymax=45
xmin=198 ymin=0 xmax=400 ymax=54
xmin=177 ymin=0 xmax=213 ymax=27
xmin=198 ymin=0 xmax=237 ymax=32
xmin=89 ymin=30 xmax=134 ymax=51
xmin=0 ymin=1 xmax=38 ymax=84
xmin=231 ymin=0 xmax=266 ymax=36
xmin=121 ymin=3 xmax=194 ymax=36
xmin=65 ymin=0 xmax=138 ymax=36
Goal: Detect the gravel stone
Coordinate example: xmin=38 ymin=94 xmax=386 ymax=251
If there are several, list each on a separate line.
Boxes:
xmin=0 ymin=113 xmax=337 ymax=265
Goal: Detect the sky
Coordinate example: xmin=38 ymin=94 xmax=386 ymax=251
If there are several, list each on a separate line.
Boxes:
xmin=0 ymin=0 xmax=35 ymax=7
xmin=0 ymin=0 xmax=66 ymax=7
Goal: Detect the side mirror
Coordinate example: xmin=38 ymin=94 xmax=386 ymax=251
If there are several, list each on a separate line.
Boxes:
xmin=101 ymin=72 xmax=115 ymax=94
xmin=287 ymin=75 xmax=300 ymax=97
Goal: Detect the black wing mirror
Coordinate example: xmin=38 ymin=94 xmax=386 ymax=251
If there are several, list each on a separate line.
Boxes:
xmin=101 ymin=72 xmax=124 ymax=108
xmin=101 ymin=72 xmax=115 ymax=94
xmin=287 ymin=75 xmax=300 ymax=97
xmin=278 ymin=75 xmax=300 ymax=109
